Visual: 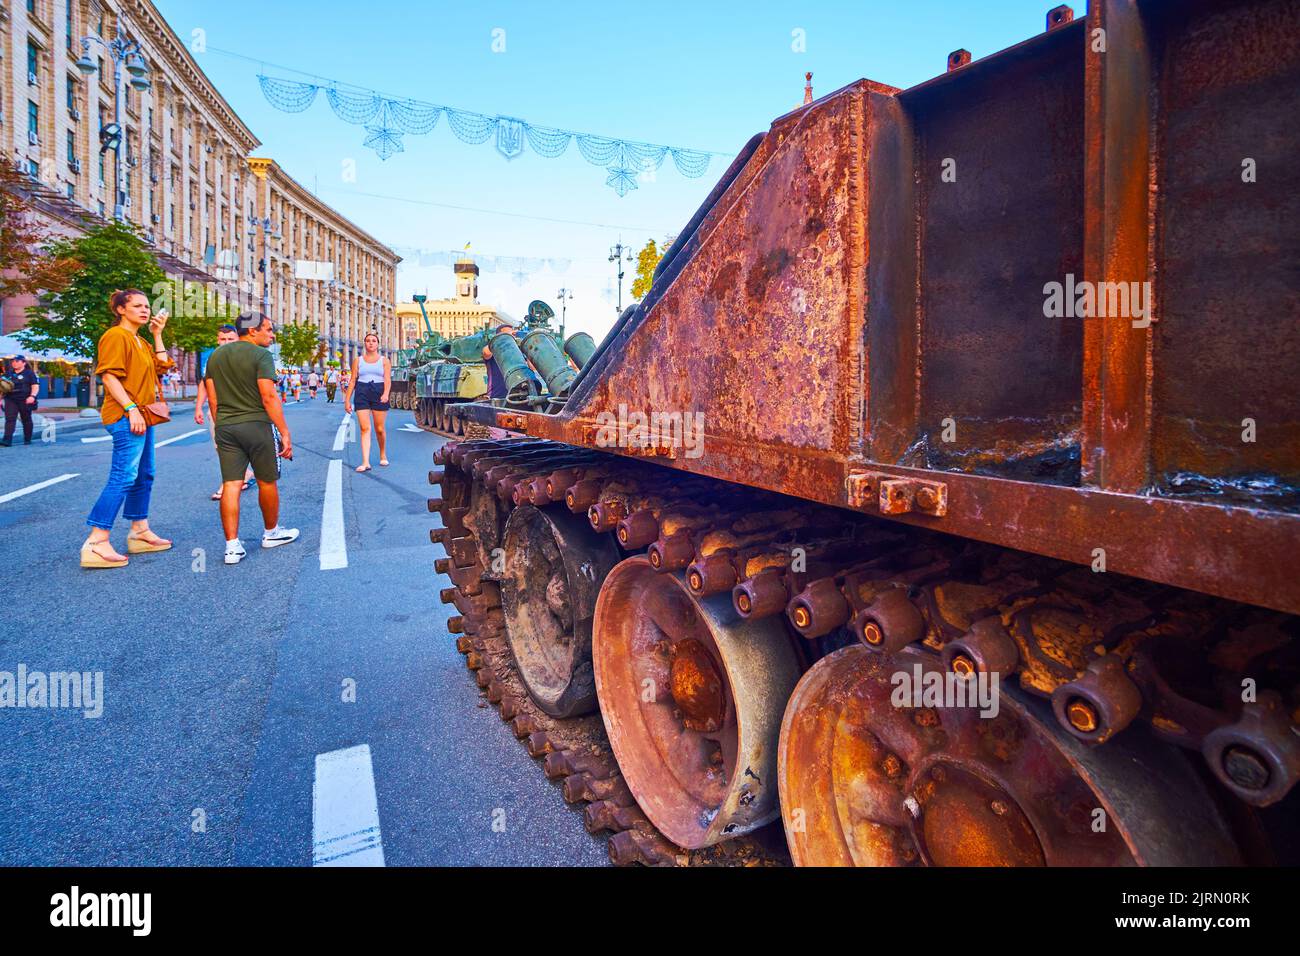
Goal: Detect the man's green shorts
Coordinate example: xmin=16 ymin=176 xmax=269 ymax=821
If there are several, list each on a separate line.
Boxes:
xmin=214 ymin=421 xmax=282 ymax=483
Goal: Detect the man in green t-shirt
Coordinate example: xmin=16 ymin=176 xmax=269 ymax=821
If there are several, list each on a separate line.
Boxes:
xmin=204 ymin=312 xmax=299 ymax=565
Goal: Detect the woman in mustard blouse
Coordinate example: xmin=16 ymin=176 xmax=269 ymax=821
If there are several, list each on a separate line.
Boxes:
xmin=82 ymin=290 xmax=175 ymax=568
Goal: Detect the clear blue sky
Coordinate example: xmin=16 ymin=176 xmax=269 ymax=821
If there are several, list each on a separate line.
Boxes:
xmin=154 ymin=0 xmax=1059 ymax=341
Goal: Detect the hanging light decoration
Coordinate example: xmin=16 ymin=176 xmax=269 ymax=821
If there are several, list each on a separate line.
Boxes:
xmin=257 ymin=72 xmax=717 ymax=196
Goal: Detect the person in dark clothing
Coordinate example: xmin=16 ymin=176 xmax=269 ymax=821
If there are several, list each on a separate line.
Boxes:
xmin=482 ymin=323 xmax=517 ymax=400
xmin=1 ymin=355 xmax=40 ymax=446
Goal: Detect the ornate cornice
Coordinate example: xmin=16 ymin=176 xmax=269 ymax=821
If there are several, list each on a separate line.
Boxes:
xmin=249 ymin=157 xmax=400 ymax=265
xmin=124 ymin=0 xmax=260 ymax=153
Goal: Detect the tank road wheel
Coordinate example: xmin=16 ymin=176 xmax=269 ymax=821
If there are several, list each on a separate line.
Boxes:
xmin=415 ymin=398 xmax=427 ymax=428
xmin=777 ymin=646 xmax=1242 ymax=867
xmin=592 ymin=556 xmax=802 ymax=848
xmin=500 ymin=505 xmax=620 ymax=717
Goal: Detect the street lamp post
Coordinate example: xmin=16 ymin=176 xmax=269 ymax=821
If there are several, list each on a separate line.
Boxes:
xmin=75 ymin=32 xmax=152 ymax=222
xmin=608 ymin=241 xmax=634 ymax=316
xmin=249 ymin=214 xmax=281 ymax=319
xmin=556 ymin=287 xmax=574 ymax=341
xmin=325 ymin=279 xmax=339 ymax=361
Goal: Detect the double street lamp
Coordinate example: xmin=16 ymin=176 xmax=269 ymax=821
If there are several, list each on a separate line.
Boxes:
xmin=75 ymin=33 xmax=152 ymax=221
xmin=249 ymin=215 xmax=282 ymax=317
xmin=556 ymin=287 xmax=573 ymax=341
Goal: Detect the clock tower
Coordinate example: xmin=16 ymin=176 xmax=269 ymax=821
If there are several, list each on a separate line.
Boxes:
xmin=455 ymin=252 xmax=479 ymax=302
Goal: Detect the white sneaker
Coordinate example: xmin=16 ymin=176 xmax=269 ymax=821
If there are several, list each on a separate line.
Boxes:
xmin=262 ymin=526 xmax=300 ymax=549
xmin=224 ymin=541 xmax=247 ymax=565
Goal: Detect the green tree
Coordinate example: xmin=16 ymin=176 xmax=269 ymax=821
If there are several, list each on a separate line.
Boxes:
xmin=17 ymin=219 xmax=165 ymax=359
xmin=276 ymin=320 xmax=322 ymax=368
xmin=165 ymin=281 xmax=241 ymax=356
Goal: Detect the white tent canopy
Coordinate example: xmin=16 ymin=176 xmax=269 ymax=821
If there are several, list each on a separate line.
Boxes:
xmin=0 ymin=334 xmax=90 ymax=363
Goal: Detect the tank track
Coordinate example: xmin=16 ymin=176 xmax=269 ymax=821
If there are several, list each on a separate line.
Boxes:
xmin=449 ymin=618 xmax=789 ymax=866
xmin=429 ymin=437 xmax=1299 ymax=865
xmin=406 ymin=393 xmax=492 ymax=440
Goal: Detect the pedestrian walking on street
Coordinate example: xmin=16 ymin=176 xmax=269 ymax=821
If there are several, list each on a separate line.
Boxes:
xmin=344 ymin=332 xmax=391 ymax=472
xmin=325 ymin=366 xmax=339 ymax=403
xmin=307 ymin=369 xmax=320 ymax=400
xmin=1 ymin=354 xmax=40 ymax=446
xmin=81 ymin=290 xmax=175 ymax=569
xmin=203 ymin=311 xmax=299 ymax=565
xmin=276 ymin=370 xmax=288 ymax=403
xmin=195 ymin=323 xmax=254 ymax=500
xmin=290 ymin=369 xmax=302 ymax=402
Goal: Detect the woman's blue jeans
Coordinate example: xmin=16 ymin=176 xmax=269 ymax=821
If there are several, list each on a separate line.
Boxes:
xmin=86 ymin=419 xmax=155 ymax=530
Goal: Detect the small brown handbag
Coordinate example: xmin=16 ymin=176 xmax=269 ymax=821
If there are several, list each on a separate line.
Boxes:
xmin=138 ymin=352 xmax=171 ymax=427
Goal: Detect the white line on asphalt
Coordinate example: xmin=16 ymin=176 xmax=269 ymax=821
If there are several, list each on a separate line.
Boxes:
xmin=320 ymin=458 xmax=348 ymax=571
xmin=80 ymin=435 xmax=112 ymax=443
xmin=0 ymin=473 xmax=79 ymax=504
xmin=331 ymin=412 xmax=354 ymax=452
xmin=312 ymin=744 xmax=385 ymax=867
xmin=399 ymin=424 xmax=423 ymax=433
xmin=155 ymin=428 xmax=205 ymax=448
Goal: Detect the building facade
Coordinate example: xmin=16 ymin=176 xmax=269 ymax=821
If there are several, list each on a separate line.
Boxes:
xmin=248 ymin=158 xmax=399 ymax=364
xmin=1 ymin=0 xmax=398 ymax=364
xmin=395 ymin=255 xmax=499 ymax=349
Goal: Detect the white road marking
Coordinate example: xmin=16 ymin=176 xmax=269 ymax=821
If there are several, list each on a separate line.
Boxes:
xmin=320 ymin=458 xmax=347 ymax=571
xmin=331 ymin=412 xmax=354 ymax=452
xmin=80 ymin=435 xmax=112 ymax=443
xmin=312 ymin=745 xmax=385 ymax=867
xmin=399 ymin=424 xmax=423 ymax=433
xmin=155 ymin=428 xmax=205 ymax=448
xmin=0 ymin=473 xmax=79 ymax=504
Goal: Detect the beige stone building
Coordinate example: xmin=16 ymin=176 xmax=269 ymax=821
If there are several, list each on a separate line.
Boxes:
xmin=248 ymin=158 xmax=399 ymax=364
xmin=1 ymin=0 xmax=398 ymax=364
xmin=396 ymin=255 xmax=499 ymax=349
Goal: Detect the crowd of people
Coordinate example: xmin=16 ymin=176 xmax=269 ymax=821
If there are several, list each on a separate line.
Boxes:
xmin=77 ymin=290 xmax=395 ymax=569
xmin=274 ymin=366 xmax=346 ymax=403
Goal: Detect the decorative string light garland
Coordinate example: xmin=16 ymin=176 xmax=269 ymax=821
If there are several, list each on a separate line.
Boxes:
xmin=257 ymin=73 xmax=717 ymax=196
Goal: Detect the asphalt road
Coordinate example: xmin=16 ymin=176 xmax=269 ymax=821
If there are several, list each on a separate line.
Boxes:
xmin=0 ymin=396 xmax=609 ymax=866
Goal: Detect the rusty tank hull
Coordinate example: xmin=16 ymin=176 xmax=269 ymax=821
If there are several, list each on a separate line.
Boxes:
xmin=431 ymin=0 xmax=1300 ymax=867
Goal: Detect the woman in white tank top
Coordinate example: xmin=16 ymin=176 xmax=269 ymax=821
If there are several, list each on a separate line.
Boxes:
xmin=344 ymin=331 xmax=392 ymax=472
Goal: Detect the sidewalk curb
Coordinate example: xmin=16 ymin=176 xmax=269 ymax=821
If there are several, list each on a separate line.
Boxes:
xmin=40 ymin=401 xmax=200 ymax=440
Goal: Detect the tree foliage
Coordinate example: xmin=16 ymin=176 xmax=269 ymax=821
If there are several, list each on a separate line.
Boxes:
xmin=160 ymin=281 xmax=243 ymax=356
xmin=17 ymin=219 xmax=165 ymax=359
xmin=0 ymin=156 xmax=80 ymax=299
xmin=275 ymin=320 xmax=322 ymax=368
xmin=631 ymin=235 xmax=675 ymax=300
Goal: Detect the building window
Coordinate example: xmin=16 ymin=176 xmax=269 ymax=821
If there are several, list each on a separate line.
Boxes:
xmin=99 ymin=153 xmax=105 ymax=186
xmin=66 ymin=75 xmax=78 ymax=112
xmin=27 ymin=101 xmax=39 ymax=141
xmin=28 ymin=42 xmax=40 ymax=82
xmin=66 ymin=130 xmax=75 ymax=165
xmin=66 ymin=1 xmax=74 ymax=50
xmin=28 ymin=0 xmax=37 ymax=15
